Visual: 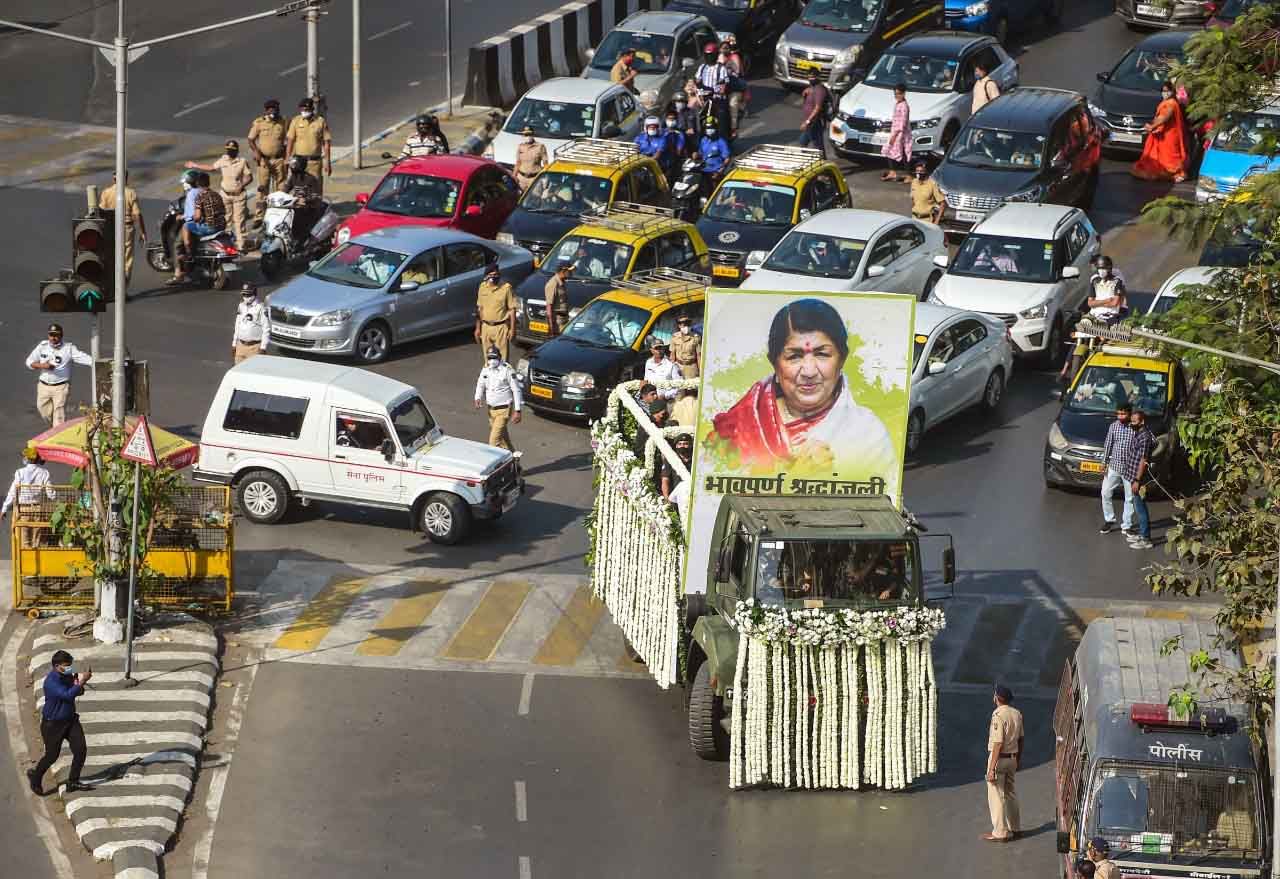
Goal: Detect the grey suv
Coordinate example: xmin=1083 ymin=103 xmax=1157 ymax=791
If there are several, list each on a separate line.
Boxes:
xmin=583 ymin=11 xmax=718 ymax=115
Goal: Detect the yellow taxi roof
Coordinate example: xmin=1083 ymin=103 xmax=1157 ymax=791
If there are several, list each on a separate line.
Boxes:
xmin=599 ymin=286 xmax=704 ymax=310
xmin=721 ymin=166 xmax=805 ymax=188
xmin=1087 ymin=345 xmax=1173 ymax=372
xmin=544 ymin=155 xmax=650 ymax=181
xmin=570 ymin=215 xmax=693 ymax=245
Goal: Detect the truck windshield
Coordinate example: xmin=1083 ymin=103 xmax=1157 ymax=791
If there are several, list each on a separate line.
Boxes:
xmin=1089 ymin=764 xmax=1261 ymax=858
xmin=390 ymin=395 xmax=436 ymax=451
xmin=755 ymin=539 xmax=916 ymax=606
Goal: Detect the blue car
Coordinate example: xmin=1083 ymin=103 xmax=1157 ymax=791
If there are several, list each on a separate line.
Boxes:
xmin=1195 ymin=106 xmax=1280 ymax=204
xmin=943 ymin=0 xmax=1064 ymax=44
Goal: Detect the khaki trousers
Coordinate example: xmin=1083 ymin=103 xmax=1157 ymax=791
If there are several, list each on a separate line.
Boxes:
xmin=987 ymin=756 xmax=1020 ymax=838
xmin=234 ymin=341 xmax=262 ymax=364
xmin=122 ymin=227 xmax=136 ymax=281
xmin=255 ymin=157 xmax=287 ymax=219
xmin=36 ymin=382 xmax=70 ymax=426
xmin=304 ymin=158 xmax=325 ymax=196
xmin=480 ymin=323 xmax=511 ymax=364
xmin=487 ymin=406 xmax=514 ymax=451
xmin=223 ymin=194 xmax=249 ymax=250
xmin=677 ymin=362 xmax=699 ymax=379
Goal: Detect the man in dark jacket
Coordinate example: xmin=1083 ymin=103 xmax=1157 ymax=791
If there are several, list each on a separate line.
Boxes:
xmin=28 ymin=649 xmax=93 ymax=794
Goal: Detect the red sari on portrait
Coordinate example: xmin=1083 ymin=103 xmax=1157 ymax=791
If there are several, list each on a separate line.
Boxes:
xmin=1131 ymin=97 xmax=1187 ymax=182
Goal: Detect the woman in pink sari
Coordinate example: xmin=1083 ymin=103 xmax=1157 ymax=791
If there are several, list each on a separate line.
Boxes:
xmin=881 ymin=83 xmax=912 ymax=182
xmin=1131 ymin=80 xmax=1188 ymax=183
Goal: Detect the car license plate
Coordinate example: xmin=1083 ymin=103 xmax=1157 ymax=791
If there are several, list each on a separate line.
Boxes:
xmin=955 ymin=209 xmax=984 ymax=223
xmin=794 ymin=59 xmax=821 ymax=72
xmin=271 ymin=325 xmax=303 ymax=339
xmin=528 ymin=320 xmax=549 ymax=334
xmin=1079 ymin=461 xmax=1105 ymax=474
xmin=529 ymin=385 xmax=554 ymax=399
xmin=1136 ymin=3 xmax=1170 ymax=16
xmin=1109 ymin=130 xmax=1142 ymax=143
xmin=861 ymin=132 xmax=889 ymax=146
xmin=712 ymin=265 xmax=741 ymax=278
xmin=222 ymin=263 xmax=238 ymax=272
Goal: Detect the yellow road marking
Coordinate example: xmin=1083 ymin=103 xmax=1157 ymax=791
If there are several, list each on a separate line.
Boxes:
xmin=884 ymin=4 xmax=942 ymax=40
xmin=442 ymin=579 xmax=532 ymax=661
xmin=1145 ymin=609 xmax=1189 ymax=621
xmin=356 ymin=579 xmax=449 ymax=656
xmin=273 ymin=577 xmax=370 ymax=651
xmin=1075 ymin=607 xmax=1109 ymax=627
xmin=533 ymin=585 xmax=606 ymax=667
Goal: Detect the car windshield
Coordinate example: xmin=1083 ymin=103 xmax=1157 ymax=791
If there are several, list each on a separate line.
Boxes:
xmin=308 ymin=242 xmax=407 ymax=289
xmin=1068 ymin=365 xmax=1169 ymax=416
xmin=950 ymin=234 xmax=1057 ymax=283
xmin=1213 ymin=112 xmax=1280 ymax=153
xmin=547 ymin=234 xmax=633 ymax=281
xmin=1106 ymin=46 xmax=1184 ymax=92
xmin=706 ymin=0 xmax=750 ymax=7
xmin=520 ymin=171 xmax=613 ymax=215
xmin=762 ymin=230 xmax=866 ymax=279
xmin=560 ymin=299 xmax=650 ymax=348
xmin=590 ymin=32 xmax=675 ymax=74
xmin=865 ymin=52 xmax=959 ymax=92
xmin=366 ymin=173 xmax=460 ymax=219
xmin=390 ymin=395 xmax=437 ymax=451
xmin=949 ymin=127 xmax=1046 ymax=169
xmin=1089 ymin=765 xmax=1261 ymax=858
xmin=506 ymin=98 xmax=596 ymax=140
xmin=800 ymin=0 xmax=884 ymax=31
xmin=755 ymin=539 xmax=917 ymax=607
xmin=703 ymin=181 xmax=796 ymax=225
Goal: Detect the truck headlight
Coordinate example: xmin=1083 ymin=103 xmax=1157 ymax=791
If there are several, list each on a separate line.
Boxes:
xmin=833 ymin=45 xmax=861 ymax=68
xmin=966 ymin=1 xmax=990 ymax=15
xmin=1048 ymin=422 xmax=1069 ymax=451
xmin=516 ymin=357 xmax=530 ymax=380
xmin=312 ymin=308 xmax=352 ymax=326
xmin=515 ymin=299 xmax=525 ymax=317
xmin=563 ymin=371 xmax=595 ymax=390
xmin=336 ymin=226 xmax=351 ymax=245
xmin=1019 ymin=300 xmax=1049 ymax=320
xmin=496 ymin=231 xmax=515 ymax=245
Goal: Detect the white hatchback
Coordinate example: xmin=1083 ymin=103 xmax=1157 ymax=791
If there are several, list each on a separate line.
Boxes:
xmin=928 ymin=203 xmax=1099 ymax=364
xmin=488 ymin=77 xmax=642 ymax=169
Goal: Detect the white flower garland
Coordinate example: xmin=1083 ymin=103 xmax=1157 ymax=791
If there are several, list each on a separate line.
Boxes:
xmin=728 ymin=602 xmax=945 ymax=790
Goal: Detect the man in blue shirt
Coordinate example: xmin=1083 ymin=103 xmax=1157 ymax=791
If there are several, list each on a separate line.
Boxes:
xmin=28 ymin=649 xmax=93 ymax=795
xmin=699 ymin=125 xmax=732 ymax=176
xmin=635 ymin=117 xmax=671 ymax=170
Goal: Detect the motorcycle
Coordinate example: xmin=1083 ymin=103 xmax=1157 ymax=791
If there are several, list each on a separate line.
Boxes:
xmin=671 ymin=156 xmax=708 ymax=222
xmin=258 ymin=191 xmax=340 ymax=281
xmin=146 ymin=195 xmax=241 ymax=289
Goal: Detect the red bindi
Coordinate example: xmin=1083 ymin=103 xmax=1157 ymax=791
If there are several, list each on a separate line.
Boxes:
xmin=803 ymin=341 xmax=813 ymax=353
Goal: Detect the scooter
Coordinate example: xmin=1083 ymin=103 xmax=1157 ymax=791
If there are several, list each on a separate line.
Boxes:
xmin=671 ymin=156 xmax=708 ymax=222
xmin=258 ymin=190 xmax=340 ymax=281
xmin=146 ymin=195 xmax=241 ymax=289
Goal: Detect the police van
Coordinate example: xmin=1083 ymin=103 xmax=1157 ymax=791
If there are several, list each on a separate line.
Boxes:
xmin=194 ymin=356 xmax=522 ymax=545
xmin=1053 ymin=617 xmax=1267 ymax=879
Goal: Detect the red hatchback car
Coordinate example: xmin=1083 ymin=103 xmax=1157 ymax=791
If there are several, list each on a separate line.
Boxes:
xmin=334 ymin=155 xmax=520 ymax=246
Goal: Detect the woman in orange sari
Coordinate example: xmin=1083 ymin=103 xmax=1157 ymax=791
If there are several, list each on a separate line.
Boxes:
xmin=1131 ymin=80 xmax=1188 ymax=182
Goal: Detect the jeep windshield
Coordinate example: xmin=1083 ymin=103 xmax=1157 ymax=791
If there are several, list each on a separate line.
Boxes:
xmin=561 ymin=299 xmax=649 ymax=349
xmin=546 ymin=234 xmax=633 ymax=281
xmin=308 ymin=242 xmax=408 ymax=289
xmin=948 ymin=127 xmax=1045 ymax=170
xmin=865 ymin=52 xmax=959 ymax=93
xmin=800 ymin=0 xmax=883 ymax=32
xmin=1089 ymin=764 xmax=1261 ymax=859
xmin=703 ymin=181 xmax=795 ymax=225
xmin=755 ymin=539 xmax=916 ymax=607
xmin=1068 ymin=365 xmax=1169 ymax=417
xmin=520 ymin=172 xmax=613 ymax=215
xmin=950 ymin=233 xmax=1057 ymax=283
xmin=366 ymin=173 xmax=460 ymax=219
xmin=391 ymin=395 xmax=437 ymax=451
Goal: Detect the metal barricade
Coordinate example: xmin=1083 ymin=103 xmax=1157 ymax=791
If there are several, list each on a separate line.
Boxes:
xmin=9 ymin=485 xmax=234 ymax=613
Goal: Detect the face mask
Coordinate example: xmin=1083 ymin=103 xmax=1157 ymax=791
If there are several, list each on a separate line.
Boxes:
xmin=679 ymin=325 xmax=690 ymax=334
xmin=1161 ymin=91 xmax=1172 ymax=100
xmin=647 ymin=128 xmax=659 ymax=136
xmin=706 ymin=129 xmax=717 ymax=138
xmin=267 ymin=110 xmax=279 ymax=119
xmin=666 ymin=119 xmax=677 ymax=128
xmin=182 ymin=182 xmax=192 ymax=191
xmin=227 ymin=149 xmax=238 ymax=158
xmin=1098 ymin=268 xmax=1111 ymax=279
xmin=915 ymin=170 xmax=926 ymax=179
xmin=300 ymin=110 xmax=313 ymax=119
xmin=487 ymin=358 xmax=500 ymax=368
xmin=60 ymin=666 xmax=73 ymax=676
xmin=524 ymin=136 xmax=535 ymax=144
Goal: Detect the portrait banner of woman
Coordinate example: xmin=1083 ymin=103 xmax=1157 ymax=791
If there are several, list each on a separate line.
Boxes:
xmin=682 ymin=291 xmax=915 ymax=598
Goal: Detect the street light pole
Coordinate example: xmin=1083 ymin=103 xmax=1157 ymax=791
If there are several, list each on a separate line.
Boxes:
xmin=306 ymin=4 xmax=320 ymax=103
xmin=444 ymin=0 xmax=453 ymax=117
xmin=352 ymin=0 xmax=361 ymax=169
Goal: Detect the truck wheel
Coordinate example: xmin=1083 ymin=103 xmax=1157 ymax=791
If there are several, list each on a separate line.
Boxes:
xmin=420 ymin=492 xmax=471 ymax=545
xmin=235 ymin=470 xmax=289 ymax=524
xmin=688 ymin=661 xmax=730 ymax=761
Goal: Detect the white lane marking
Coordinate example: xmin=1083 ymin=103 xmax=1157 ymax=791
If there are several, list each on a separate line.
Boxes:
xmin=1 ymin=619 xmax=77 ymax=879
xmin=75 ymin=815 xmax=178 ymax=836
xmin=67 ymin=794 xmax=188 ymax=815
xmin=519 ymin=855 xmax=532 ymax=879
xmin=278 ymin=57 xmax=326 ymax=77
xmin=191 ymin=661 xmax=258 ymax=879
xmin=517 ymin=672 xmax=534 ymax=716
xmin=408 ymin=81 xmax=421 ymax=87
xmin=51 ymin=750 xmax=198 ymax=774
xmin=174 ymin=97 xmax=226 ymax=119
xmin=368 ymin=20 xmax=412 ymax=41
xmin=514 ymin=780 xmax=527 ymax=822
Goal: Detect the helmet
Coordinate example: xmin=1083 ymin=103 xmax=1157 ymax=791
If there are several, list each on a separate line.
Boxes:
xmin=22 ymin=446 xmax=41 ymax=464
xmin=181 ymin=169 xmax=199 ymax=187
xmin=289 ymin=155 xmax=308 ymax=174
xmin=704 ymin=41 xmax=719 ymax=54
xmin=416 ymin=114 xmax=432 ymax=131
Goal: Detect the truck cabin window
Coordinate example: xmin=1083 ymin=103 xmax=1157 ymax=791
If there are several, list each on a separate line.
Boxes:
xmin=334 ymin=415 xmax=391 ymax=451
xmin=1090 ymin=766 xmax=1260 ymax=857
xmin=755 ymin=539 xmax=915 ymax=606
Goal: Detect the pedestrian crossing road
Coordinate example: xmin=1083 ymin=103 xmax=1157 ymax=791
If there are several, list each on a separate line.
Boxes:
xmin=238 ymin=561 xmax=1216 ymax=696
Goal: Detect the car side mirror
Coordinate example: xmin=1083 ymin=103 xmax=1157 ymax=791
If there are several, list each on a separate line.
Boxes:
xmin=928 ymin=360 xmax=947 ymax=376
xmin=1061 ymin=265 xmax=1080 ymax=279
xmin=601 ymin=122 xmax=622 ymax=138
xmin=380 ymin=152 xmax=393 ymax=160
xmin=1096 ymin=71 xmax=1109 ymax=83
xmin=1050 ymin=388 xmax=1063 ymax=400
xmin=799 ymin=208 xmax=812 ymax=221
xmin=1056 ymin=832 xmax=1071 ymax=855
xmin=380 ymin=438 xmax=396 ymax=462
xmin=585 ymin=48 xmax=595 ymax=61
xmin=356 ymin=192 xmax=369 ymax=206
xmin=865 ymin=264 xmax=886 ymax=278
xmin=932 ymin=254 xmax=949 ymax=269
xmin=398 ymin=280 xmax=420 ymax=292
xmin=682 ymin=58 xmax=695 ymax=70
xmin=942 ymin=546 xmax=956 ymax=585
xmin=465 ymin=204 xmax=484 ymax=217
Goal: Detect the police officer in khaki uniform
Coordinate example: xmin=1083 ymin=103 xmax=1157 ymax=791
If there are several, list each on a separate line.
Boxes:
xmin=1086 ymin=837 xmax=1117 ymax=879
xmin=248 ymin=98 xmax=288 ymax=225
xmin=474 ymin=262 xmax=517 ymax=363
xmin=186 ymin=139 xmax=254 ymax=250
xmin=610 ymin=47 xmax=638 ymax=93
xmin=543 ymin=262 xmax=572 ymax=335
xmin=98 ymin=171 xmax=146 ymax=282
xmin=285 ymin=97 xmax=332 ymax=196
xmin=984 ymin=684 xmax=1024 ymax=843
xmin=669 ymin=314 xmax=702 ymax=378
xmin=513 ymin=127 xmax=549 ymax=191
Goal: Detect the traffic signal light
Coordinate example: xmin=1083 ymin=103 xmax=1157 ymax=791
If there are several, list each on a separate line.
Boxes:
xmin=39 ymin=274 xmax=75 ymax=312
xmin=70 ymin=214 xmax=113 ymax=312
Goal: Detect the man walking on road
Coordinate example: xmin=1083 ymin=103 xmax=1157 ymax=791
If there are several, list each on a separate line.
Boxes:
xmin=544 ymin=262 xmax=572 ymax=336
xmin=28 ymin=650 xmax=93 ymax=795
xmin=799 ymin=75 xmax=831 ymax=158
xmin=98 ymin=171 xmax=146 ymax=282
xmin=474 ymin=263 xmax=517 ymax=363
xmin=248 ymin=98 xmax=288 ymax=226
xmin=983 ymin=684 xmax=1023 ymax=843
xmin=187 ymin=139 xmax=254 ymax=251
xmin=1125 ymin=409 xmax=1156 ymax=550
xmin=474 ymin=346 xmax=522 ymax=451
xmin=1099 ymin=404 xmax=1135 ymax=535
xmin=909 ymin=159 xmax=945 ymax=224
xmin=232 ymin=284 xmax=269 ymax=364
xmin=26 ymin=323 xmax=92 ymax=427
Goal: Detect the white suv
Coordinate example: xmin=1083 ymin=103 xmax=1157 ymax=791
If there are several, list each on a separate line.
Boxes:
xmin=928 ymin=203 xmax=1099 ymax=365
xmin=194 ymin=356 xmax=522 ymax=545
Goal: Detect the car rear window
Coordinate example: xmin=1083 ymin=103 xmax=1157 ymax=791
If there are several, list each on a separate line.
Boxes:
xmin=223 ymin=390 xmax=310 ymax=439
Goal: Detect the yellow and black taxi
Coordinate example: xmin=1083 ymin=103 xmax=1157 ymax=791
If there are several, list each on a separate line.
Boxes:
xmin=495 ymin=139 xmax=671 ymax=263
xmin=1043 ymin=343 xmax=1188 ymax=491
xmin=696 ymin=144 xmax=851 ymax=286
xmin=515 ymin=268 xmax=707 ymax=420
xmin=513 ymin=202 xmax=710 ymax=346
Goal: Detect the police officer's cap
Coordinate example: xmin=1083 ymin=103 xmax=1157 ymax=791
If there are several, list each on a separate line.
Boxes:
xmin=264 ymin=98 xmax=280 ymax=109
xmin=241 ymin=283 xmax=258 ymax=297
xmin=994 ymin=684 xmax=1014 ymax=703
xmin=1088 ymin=837 xmax=1110 ymax=854
xmin=486 ymin=345 xmax=501 ymax=359
xmin=677 ymin=314 xmax=691 ymax=324
xmin=674 ymin=434 xmax=693 ymax=448
xmin=519 ymin=125 xmax=535 ymax=136
xmin=649 ymin=338 xmax=668 ymax=351
xmin=298 ymin=97 xmax=315 ymax=110
xmin=225 ymin=139 xmax=239 ymax=151
xmin=47 ymin=322 xmax=64 ymax=335
xmin=485 ymin=261 xmax=500 ymax=275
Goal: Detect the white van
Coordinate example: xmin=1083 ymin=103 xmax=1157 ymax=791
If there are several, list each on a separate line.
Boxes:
xmin=194 ymin=356 xmax=522 ymax=544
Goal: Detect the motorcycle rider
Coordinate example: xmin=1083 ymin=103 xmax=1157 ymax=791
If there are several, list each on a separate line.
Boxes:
xmin=1061 ymin=255 xmax=1128 ymax=384
xmin=698 ymin=124 xmax=732 ymax=181
xmin=662 ymin=110 xmax=685 ymax=176
xmin=169 ymin=171 xmax=225 ymax=285
xmin=694 ymin=42 xmax=732 ymax=140
xmin=400 ymin=114 xmax=447 ymax=159
xmin=281 ymin=155 xmax=323 ymax=242
xmin=635 ymin=117 xmax=675 ymax=181
xmin=672 ymin=94 xmax=701 ymax=156
xmin=720 ymin=37 xmax=748 ymax=136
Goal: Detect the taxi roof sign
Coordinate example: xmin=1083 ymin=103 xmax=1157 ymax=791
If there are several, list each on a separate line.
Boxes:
xmin=121 ymin=415 xmax=158 ymax=467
